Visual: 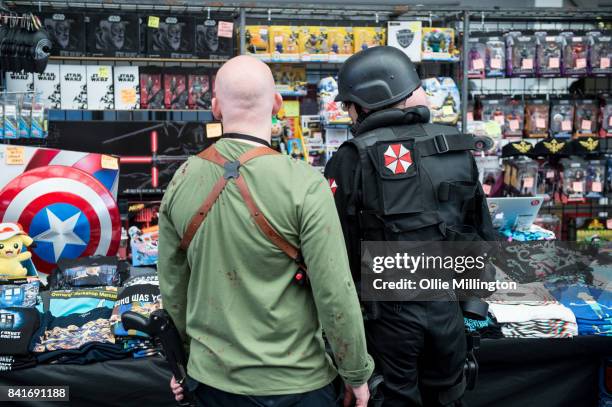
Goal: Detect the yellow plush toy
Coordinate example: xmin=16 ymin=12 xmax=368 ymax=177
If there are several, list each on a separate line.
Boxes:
xmin=0 ymin=223 xmax=34 ymax=278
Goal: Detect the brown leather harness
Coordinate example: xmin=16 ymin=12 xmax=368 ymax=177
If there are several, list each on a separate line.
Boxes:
xmin=179 ymin=144 xmax=307 ymax=284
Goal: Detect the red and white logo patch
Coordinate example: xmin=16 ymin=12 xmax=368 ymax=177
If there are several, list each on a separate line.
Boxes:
xmin=383 ymin=144 xmax=413 ymax=174
xmin=328 ymin=178 xmax=338 ymax=195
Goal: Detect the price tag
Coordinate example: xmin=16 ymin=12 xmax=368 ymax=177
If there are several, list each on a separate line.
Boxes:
xmin=218 ymin=21 xmax=234 ymax=38
xmin=482 ymin=184 xmax=492 ymax=195
xmin=607 ymin=219 xmax=612 ymax=229
xmin=467 ymin=112 xmax=474 ymax=122
xmin=561 ymin=120 xmax=572 ymax=131
xmin=205 ymin=122 xmax=223 ymax=139
xmin=536 ymin=118 xmax=546 ymax=128
xmin=329 ymin=54 xmax=339 ymax=62
xmin=546 ymin=170 xmax=555 ymax=179
xmin=98 ymin=66 xmax=109 ymax=78
xmin=274 ymin=35 xmax=284 ymax=44
xmin=592 ymin=181 xmax=603 ymax=193
xmin=473 ymin=59 xmax=484 ymax=70
xmin=509 ymin=119 xmax=520 ymax=131
xmin=576 ymin=58 xmax=586 ymax=69
xmin=442 ymin=105 xmax=454 ymax=115
xmin=5 ymin=146 xmax=24 ymax=165
xmin=581 ymin=120 xmax=592 ymax=130
xmin=283 ymin=101 xmax=300 ymax=117
xmin=491 ymin=58 xmax=502 ymax=69
xmin=522 ymin=58 xmax=533 ymax=69
xmin=523 ymin=177 xmax=534 ymax=189
xmin=609 ymin=116 xmax=612 ymax=127
xmin=601 ymin=57 xmax=610 ymax=69
xmin=101 ymin=155 xmax=119 ymax=170
xmin=548 ymin=57 xmax=559 ymax=68
xmin=494 ymin=115 xmax=505 ymax=125
xmin=120 ymin=88 xmax=137 ymax=106
xmin=573 ymin=181 xmax=583 ymax=192
xmin=484 ymin=121 xmax=502 ymax=136
xmin=147 ymin=16 xmax=160 ymax=29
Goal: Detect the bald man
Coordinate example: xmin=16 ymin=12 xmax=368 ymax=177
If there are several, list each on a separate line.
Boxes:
xmin=158 ymin=56 xmax=374 ymax=407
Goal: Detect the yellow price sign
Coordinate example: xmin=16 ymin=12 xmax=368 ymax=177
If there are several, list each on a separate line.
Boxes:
xmin=441 ymin=105 xmax=454 ymax=116
xmin=98 ymin=66 xmax=110 ymax=78
xmin=120 ymin=88 xmax=137 ymax=106
xmin=148 ymin=16 xmax=160 ymax=29
xmin=101 ymin=155 xmax=119 ymax=170
xmin=283 ymin=101 xmax=300 ymax=118
xmin=206 ymin=123 xmax=223 ymax=139
xmin=5 ymin=146 xmax=25 ymax=165
xmin=484 ymin=121 xmax=502 ymax=137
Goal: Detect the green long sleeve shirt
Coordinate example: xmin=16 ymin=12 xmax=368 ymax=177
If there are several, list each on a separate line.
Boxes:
xmin=158 ymin=138 xmax=374 ymax=396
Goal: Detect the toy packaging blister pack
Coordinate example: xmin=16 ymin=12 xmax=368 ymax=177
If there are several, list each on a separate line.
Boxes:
xmin=269 ymin=26 xmax=301 ymax=62
xmin=245 ymin=26 xmax=270 ymax=59
xmin=271 ymin=64 xmax=307 ymax=96
xmin=147 ymin=15 xmax=195 ymax=59
xmin=139 ymin=71 xmax=163 ymax=109
xmin=525 ymin=98 xmax=550 ymax=138
xmin=588 ymin=31 xmax=612 ymax=76
xmin=187 ymin=73 xmax=212 ymax=110
xmin=317 ymin=76 xmax=350 ymax=125
xmin=387 ymin=21 xmax=422 ymax=62
xmin=467 ymin=37 xmax=487 ymax=78
xmin=479 ymin=96 xmax=507 ymax=136
xmin=18 ymin=96 xmax=31 ymax=139
xmin=299 ymin=26 xmax=330 ymax=62
xmin=327 ymin=27 xmax=353 ymax=62
xmin=573 ymin=99 xmax=599 ymax=138
xmin=585 ymin=159 xmax=606 ymax=199
xmin=516 ymin=159 xmax=539 ymax=196
xmin=30 ymin=97 xmax=46 ymax=139
xmin=476 ymin=156 xmax=502 ymax=196
xmin=535 ymin=32 xmax=564 ymax=77
xmin=422 ymin=27 xmax=458 ymax=61
xmin=422 ymin=77 xmax=460 ymax=125
xmin=353 ymin=27 xmax=385 ymax=53
xmin=600 ymin=97 xmax=612 ymax=137
xmin=504 ymin=98 xmax=525 ymax=138
xmin=538 ymin=161 xmax=559 ymax=201
xmin=195 ymin=17 xmax=234 ymax=60
xmin=3 ymin=95 xmax=18 ymax=139
xmin=485 ymin=36 xmax=506 ymax=77
xmin=561 ymin=158 xmax=587 ymax=202
xmin=505 ymin=32 xmax=537 ymax=77
xmin=561 ymin=32 xmax=589 ymax=77
xmin=163 ymin=72 xmax=188 ymax=109
xmin=550 ymin=98 xmax=575 ymax=138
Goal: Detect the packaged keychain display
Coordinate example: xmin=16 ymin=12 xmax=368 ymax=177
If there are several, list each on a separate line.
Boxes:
xmin=326 ymin=27 xmax=353 ymax=62
xmin=573 ymin=99 xmax=599 ymax=138
xmin=561 ymin=32 xmax=589 ymax=77
xmin=504 ymin=98 xmax=525 ymax=138
xmin=585 ymin=159 xmax=606 ymax=199
xmin=245 ymin=26 xmax=270 ymax=59
xmin=505 ymin=32 xmax=537 ymax=77
xmin=467 ymin=37 xmax=487 ymax=78
xmin=587 ymin=31 xmax=611 ymax=76
xmin=561 ymin=157 xmax=587 ymax=202
xmin=525 ymin=98 xmax=550 ymax=138
xmin=600 ymin=97 xmax=612 ymax=137
xmin=18 ymin=96 xmax=32 ymax=139
xmin=31 ymin=97 xmax=47 ymax=139
xmin=299 ymin=26 xmax=329 ymax=62
xmin=353 ymin=27 xmax=385 ymax=53
xmin=3 ymin=95 xmax=18 ymax=139
xmin=535 ymin=32 xmax=564 ymax=77
xmin=422 ymin=27 xmax=459 ymax=61
xmin=269 ymin=25 xmax=301 ymax=62
xmin=485 ymin=36 xmax=506 ymax=77
xmin=550 ymin=98 xmax=575 ymax=138
xmin=387 ymin=21 xmax=422 ymax=62
xmin=422 ymin=77 xmax=460 ymax=125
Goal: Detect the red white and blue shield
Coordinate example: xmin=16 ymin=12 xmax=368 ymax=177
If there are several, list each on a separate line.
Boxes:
xmin=0 ymin=166 xmax=120 ymax=273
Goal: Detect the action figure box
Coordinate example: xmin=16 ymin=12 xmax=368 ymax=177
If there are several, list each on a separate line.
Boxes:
xmin=422 ymin=27 xmax=458 ymax=61
xmin=573 ymin=99 xmax=599 ymax=138
xmin=5 ymin=71 xmax=34 ymax=93
xmin=195 ymin=17 xmax=234 ymax=60
xmin=504 ymin=98 xmax=525 ymax=138
xmin=139 ymin=70 xmax=164 ymax=109
xmin=113 ymin=66 xmax=140 ymax=110
xmin=505 ymin=32 xmax=537 ymax=77
xmin=187 ymin=72 xmax=212 ymax=110
xmin=524 ymin=98 xmax=550 ymax=138
xmin=271 ymin=64 xmax=307 ymax=96
xmin=422 ymin=77 xmax=460 ymax=125
xmin=550 ymin=98 xmax=575 ymax=138
xmin=387 ymin=21 xmax=422 ymax=62
xmin=585 ymin=159 xmax=606 ymax=199
xmin=485 ymin=35 xmax=506 ymax=77
xmin=479 ymin=96 xmax=506 ymax=138
xmin=163 ymin=72 xmax=188 ymax=110
xmin=561 ymin=32 xmax=588 ymax=77
xmin=353 ymin=27 xmax=386 ymax=53
xmin=3 ymin=95 xmax=18 ymax=139
xmin=42 ymin=13 xmax=86 ymax=57
xmin=59 ymin=65 xmax=87 ymax=110
xmin=327 ymin=27 xmax=353 ymax=62
xmin=561 ymin=158 xmax=587 ymax=202
xmin=299 ymin=26 xmax=329 ymax=62
xmin=317 ymin=76 xmax=350 ymax=125
xmin=535 ymin=32 xmax=564 ymax=77
xmin=33 ymin=64 xmax=60 ymax=110
xmin=587 ymin=31 xmax=612 ymax=76
xmin=467 ymin=37 xmax=487 ymax=78
xmin=147 ymin=15 xmax=195 ymax=58
xmin=245 ymin=25 xmax=270 ymax=59
xmin=87 ymin=13 xmax=140 ymax=57
xmin=600 ymin=97 xmax=612 ymax=137
xmin=86 ymin=65 xmax=114 ymax=110
xmin=269 ymin=25 xmax=301 ymax=62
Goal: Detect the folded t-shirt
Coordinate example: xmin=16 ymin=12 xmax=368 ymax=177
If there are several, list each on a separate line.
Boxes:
xmin=0 ymin=307 xmax=40 ymax=356
xmin=0 ymin=281 xmax=40 ymax=308
xmin=0 ymin=355 xmax=37 ymax=372
xmin=37 ymin=288 xmax=117 ymax=317
xmin=488 ymin=301 xmax=577 ymax=324
xmin=111 ymin=284 xmax=162 ymax=337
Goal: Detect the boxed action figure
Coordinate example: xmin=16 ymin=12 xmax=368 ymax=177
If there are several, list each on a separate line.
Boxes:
xmin=585 ymin=159 xmax=606 ymax=199
xmin=504 ymin=98 xmax=525 ymax=138
xmin=42 ymin=13 xmax=86 ymax=57
xmin=87 ymin=13 xmax=140 ymax=57
xmin=195 ymin=17 xmax=234 ymax=60
xmin=561 ymin=157 xmax=587 ymax=202
xmin=5 ymin=71 xmax=34 ymax=93
xmin=317 ymin=76 xmax=350 ymax=125
xmin=480 ymin=96 xmax=507 ymax=135
xmin=535 ymin=32 xmax=564 ymax=77
xmin=573 ymin=99 xmax=599 ymax=138
xmin=60 ymin=64 xmax=87 ymax=110
xmin=387 ymin=21 xmax=422 ymax=62
xmin=505 ymin=32 xmax=537 ymax=77
xmin=269 ymin=26 xmax=301 ymax=62
xmin=33 ymin=64 xmax=60 ymax=109
xmin=245 ymin=26 xmax=270 ymax=59
xmin=188 ymin=73 xmax=212 ymax=110
xmin=353 ymin=27 xmax=385 ymax=53
xmin=550 ymin=98 xmax=575 ymax=138
xmin=422 ymin=77 xmax=460 ymax=125
xmin=467 ymin=37 xmax=486 ymax=78
xmin=561 ymin=32 xmax=589 ymax=77
xmin=525 ymin=98 xmax=550 ymax=138
xmin=87 ymin=65 xmax=114 ymax=110
xmin=422 ymin=27 xmax=459 ymax=61
xmin=163 ymin=72 xmax=188 ymax=110
xmin=299 ymin=26 xmax=329 ymax=62
xmin=113 ymin=66 xmax=140 ymax=110
xmin=600 ymin=97 xmax=612 ymax=137
xmin=327 ymin=27 xmax=353 ymax=62
xmin=587 ymin=31 xmax=612 ymax=76
xmin=147 ymin=15 xmax=195 ymax=58
xmin=485 ymin=35 xmax=506 ymax=77
xmin=271 ymin=65 xmax=307 ymax=96
xmin=139 ymin=70 xmax=164 ymax=109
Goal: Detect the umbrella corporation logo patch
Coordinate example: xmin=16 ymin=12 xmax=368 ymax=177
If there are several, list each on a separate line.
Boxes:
xmin=383 ymin=143 xmax=413 ymax=174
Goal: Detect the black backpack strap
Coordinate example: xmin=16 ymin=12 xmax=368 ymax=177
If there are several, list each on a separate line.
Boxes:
xmin=417 ymin=133 xmax=491 ymax=157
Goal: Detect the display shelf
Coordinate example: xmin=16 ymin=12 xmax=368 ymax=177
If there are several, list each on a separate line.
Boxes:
xmin=48 ymin=109 xmax=214 ymax=122
xmin=48 ymin=56 xmax=228 ymax=67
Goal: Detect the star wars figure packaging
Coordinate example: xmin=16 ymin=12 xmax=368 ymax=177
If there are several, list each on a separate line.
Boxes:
xmin=573 ymin=99 xmax=599 ymax=138
xmin=353 ymin=27 xmax=386 ymax=53
xmin=535 ymin=32 xmax=564 ymax=77
xmin=422 ymin=27 xmax=459 ymax=61
xmin=467 ymin=37 xmax=487 ymax=78
xmin=524 ymin=98 xmax=550 ymax=138
xmin=504 ymin=98 xmax=526 ymax=138
xmin=163 ymin=72 xmax=188 ymax=110
xmin=139 ymin=70 xmax=164 ymax=109
xmin=33 ymin=64 xmax=61 ymax=109
xmin=299 ymin=26 xmax=329 ymax=62
xmin=114 ymin=66 xmax=140 ymax=110
xmin=42 ymin=13 xmax=86 ymax=57
xmin=60 ymin=64 xmax=87 ymax=110
xmin=147 ymin=15 xmax=195 ymax=58
xmin=600 ymin=97 xmax=612 ymax=137
xmin=387 ymin=21 xmax=422 ymax=62
xmin=195 ymin=17 xmax=234 ymax=60
xmin=87 ymin=14 xmax=140 ymax=57
xmin=422 ymin=77 xmax=460 ymax=125
xmin=561 ymin=32 xmax=588 ymax=77
xmin=587 ymin=31 xmax=612 ymax=76
xmin=5 ymin=71 xmax=34 ymax=93
xmin=188 ymin=72 xmax=212 ymax=110
xmin=86 ymin=65 xmax=114 ymax=110
xmin=485 ymin=35 xmax=506 ymax=77
xmin=245 ymin=26 xmax=270 ymax=59
xmin=327 ymin=27 xmax=353 ymax=62
xmin=505 ymin=32 xmax=537 ymax=77
xmin=550 ymin=98 xmax=575 ymax=138
xmin=269 ymin=26 xmax=301 ymax=62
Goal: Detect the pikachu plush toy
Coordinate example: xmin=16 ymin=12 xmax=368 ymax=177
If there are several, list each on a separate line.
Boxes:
xmin=0 ymin=223 xmax=34 ymax=278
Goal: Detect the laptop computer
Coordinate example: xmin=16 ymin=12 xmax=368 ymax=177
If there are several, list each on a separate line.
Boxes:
xmin=486 ymin=196 xmax=545 ymax=232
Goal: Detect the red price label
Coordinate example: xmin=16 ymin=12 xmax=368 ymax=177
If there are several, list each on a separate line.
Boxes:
xmin=473 ymin=59 xmax=484 ymax=70
xmin=218 ymin=21 xmax=234 ymax=38
xmin=548 ymin=57 xmax=559 ymax=68
xmin=522 ymin=58 xmax=533 ymax=69
xmin=581 ymin=120 xmax=592 ymax=130
xmin=482 ymin=184 xmax=492 ymax=195
xmin=491 ymin=58 xmax=502 ymax=69
xmin=536 ymin=118 xmax=546 ymax=128
xmin=573 ymin=181 xmax=583 ymax=192
xmin=576 ymin=58 xmax=586 ymax=68
xmin=561 ymin=120 xmax=572 ymax=131
xmin=592 ymin=182 xmax=602 ymax=193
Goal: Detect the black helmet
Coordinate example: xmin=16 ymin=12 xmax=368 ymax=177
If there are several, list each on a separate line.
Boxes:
xmin=335 ymin=46 xmax=421 ymax=110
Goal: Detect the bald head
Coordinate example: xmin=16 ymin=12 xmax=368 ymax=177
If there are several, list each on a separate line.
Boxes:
xmin=212 ymin=56 xmax=282 ymax=139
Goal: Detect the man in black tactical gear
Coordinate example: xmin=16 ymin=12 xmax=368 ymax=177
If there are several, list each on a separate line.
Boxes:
xmin=324 ymin=46 xmax=497 ymax=407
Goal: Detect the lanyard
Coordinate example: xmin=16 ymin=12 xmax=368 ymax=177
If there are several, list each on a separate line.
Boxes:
xmin=222 ymin=133 xmax=271 ymax=148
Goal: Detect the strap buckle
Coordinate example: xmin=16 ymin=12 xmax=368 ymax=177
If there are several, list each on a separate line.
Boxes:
xmin=434 ymin=134 xmax=449 ymax=154
xmin=223 ymin=160 xmax=241 ymax=179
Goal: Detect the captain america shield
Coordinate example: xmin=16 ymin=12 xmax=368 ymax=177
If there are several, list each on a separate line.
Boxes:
xmin=0 ymin=166 xmax=120 ymax=273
